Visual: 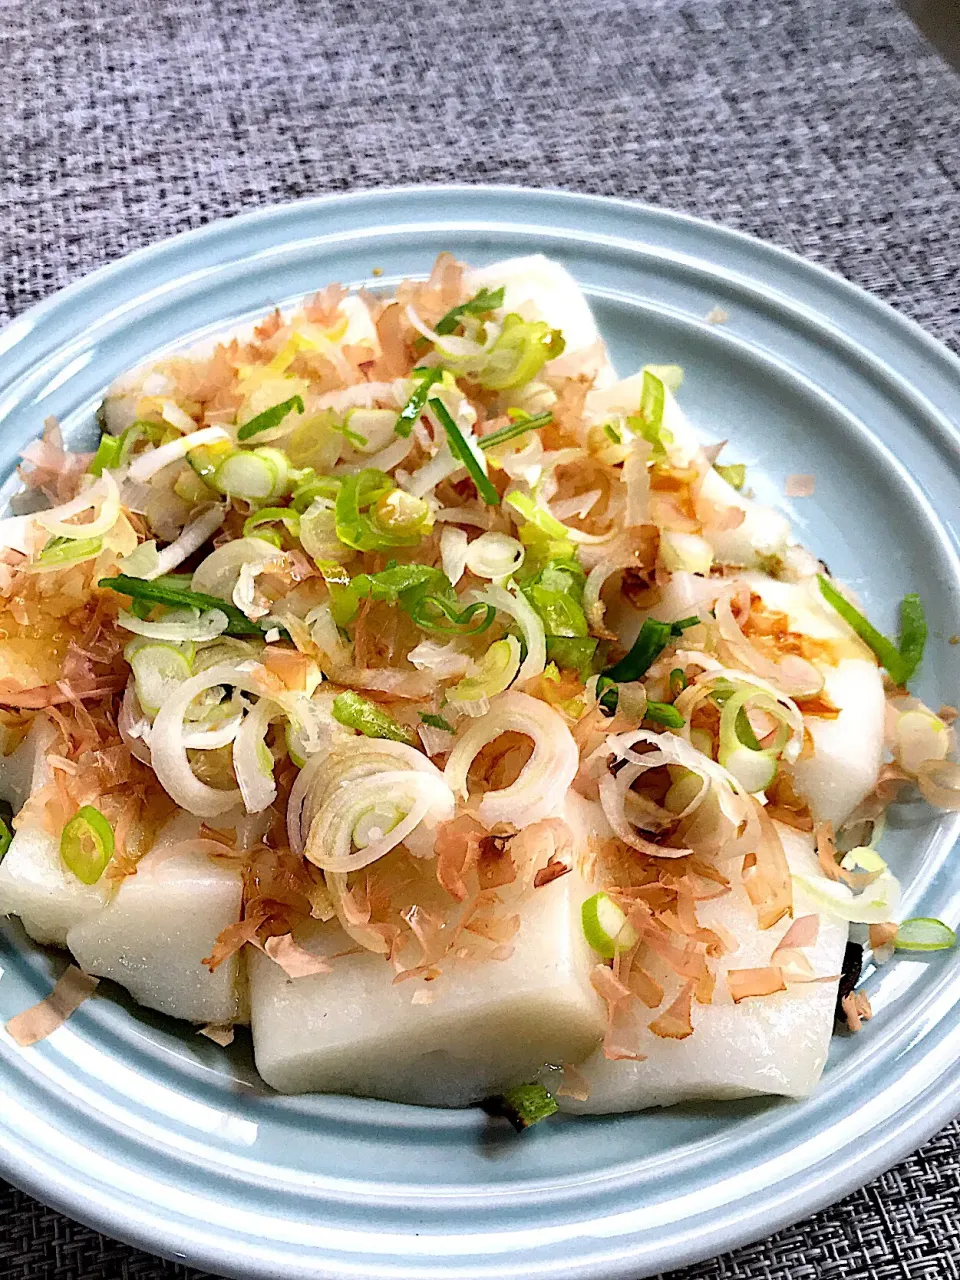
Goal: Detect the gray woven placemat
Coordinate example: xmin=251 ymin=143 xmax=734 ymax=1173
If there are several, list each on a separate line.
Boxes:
xmin=1 ymin=1 xmax=959 ymax=1277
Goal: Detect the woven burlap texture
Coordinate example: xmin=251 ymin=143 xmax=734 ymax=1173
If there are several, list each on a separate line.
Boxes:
xmin=1 ymin=0 xmax=959 ymax=1277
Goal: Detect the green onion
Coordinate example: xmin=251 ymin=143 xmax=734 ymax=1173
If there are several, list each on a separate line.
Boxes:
xmin=37 ymin=535 xmax=104 ymax=567
xmin=477 ymin=315 xmax=565 ymax=391
xmin=428 ymin=398 xmax=500 ymax=505
xmin=669 ymin=667 xmax=687 ymax=699
xmin=597 ymin=674 xmax=619 ymax=714
xmin=581 ymin=891 xmax=639 ymax=958
xmin=99 ymin=574 xmax=264 ymax=636
xmin=243 ymin=507 xmax=301 ymax=545
xmin=215 ymin=448 xmax=289 ymax=502
xmin=714 ymin=462 xmax=746 ymax=491
xmin=505 ymin=490 xmax=575 ymax=568
xmin=716 ymin=688 xmax=781 ymax=792
xmin=331 ymin=691 xmax=416 ymax=745
xmin=316 ymin=560 xmax=360 ymax=627
xmin=420 ymin=712 xmax=454 ymax=732
xmin=434 ymin=286 xmax=505 ymax=336
xmin=505 ymin=492 xmax=570 ymax=539
xmin=340 ymin=560 xmax=495 ymax=635
xmin=626 ymin=371 xmax=672 ymax=461
xmin=60 ymin=805 xmax=114 ymax=884
xmin=602 ymin=615 xmax=703 ymax=685
xmin=478 ymin=411 xmax=553 ymax=452
xmin=0 ymin=815 xmax=11 ymax=862
xmin=484 ymin=1082 xmax=557 ymax=1132
xmin=404 ymin=585 xmax=496 ymax=636
xmin=395 ymin=368 xmax=443 ymax=437
xmin=519 ymin=556 xmax=597 ymax=674
xmin=897 ymin=593 xmax=927 ymax=684
xmin=236 ymin=395 xmax=305 ymax=442
xmin=604 ymin=619 xmax=672 ymax=682
xmin=603 ymin=422 xmax=622 ymax=445
xmin=639 ymin=368 xmax=664 ymax=428
xmin=645 ymin=701 xmax=685 ymax=728
xmin=373 ymin=489 xmax=433 ymax=538
xmin=291 ymin=470 xmax=340 ymax=512
xmin=334 ymin=469 xmax=426 ymax=551
xmin=88 ymin=434 xmax=124 ymax=476
xmin=350 ymin=563 xmax=440 ymax=603
xmin=331 ymin=416 xmax=368 ymax=449
xmin=818 ymin=576 xmax=925 ymax=686
xmin=894 ymin=917 xmax=956 ymax=952
xmin=130 ymin=642 xmax=193 ymax=716
xmin=545 ymin=636 xmax=598 ymax=674
xmin=187 ymin=440 xmax=234 ymax=484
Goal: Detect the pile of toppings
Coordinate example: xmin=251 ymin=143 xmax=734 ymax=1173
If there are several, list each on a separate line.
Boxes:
xmin=0 ymin=254 xmax=956 ymax=1061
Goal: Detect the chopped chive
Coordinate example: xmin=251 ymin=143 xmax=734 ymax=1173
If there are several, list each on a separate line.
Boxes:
xmin=98 ymin=574 xmax=264 ymax=636
xmin=428 ymin=398 xmax=500 ymax=505
xmin=478 ymin=411 xmax=553 ymax=452
xmin=236 ymin=395 xmax=305 ymax=442
xmin=434 ymin=286 xmax=505 ymax=337
xmin=818 ymin=576 xmax=925 ymax=686
xmin=395 ymin=368 xmax=443 ymax=437
xmin=420 ymin=712 xmax=454 ymax=732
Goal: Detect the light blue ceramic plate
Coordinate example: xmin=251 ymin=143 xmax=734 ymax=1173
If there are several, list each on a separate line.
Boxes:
xmin=1 ymin=186 xmax=959 ymax=1280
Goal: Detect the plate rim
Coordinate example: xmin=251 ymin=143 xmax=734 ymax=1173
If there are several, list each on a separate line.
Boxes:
xmin=2 ymin=181 xmax=960 ymax=1280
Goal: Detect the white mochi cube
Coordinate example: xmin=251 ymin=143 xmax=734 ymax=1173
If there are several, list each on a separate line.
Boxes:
xmin=248 ymin=795 xmax=607 ymax=1104
xmin=0 ymin=822 xmax=113 ymax=946
xmin=464 ymin=254 xmax=612 ymax=383
xmin=0 ymin=717 xmax=54 ymax=812
xmin=742 ymin=573 xmax=886 ymax=828
xmin=560 ymin=824 xmax=848 ymax=1113
xmin=66 ymin=816 xmax=246 ymax=1025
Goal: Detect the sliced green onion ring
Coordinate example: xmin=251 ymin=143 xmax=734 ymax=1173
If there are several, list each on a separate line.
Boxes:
xmin=581 ymin=891 xmax=640 ymax=958
xmin=32 ymin=535 xmax=104 ymax=571
xmin=131 ymin=642 xmax=194 ymax=716
xmin=894 ymin=917 xmax=956 ymax=952
xmin=60 ymin=805 xmax=115 ymax=884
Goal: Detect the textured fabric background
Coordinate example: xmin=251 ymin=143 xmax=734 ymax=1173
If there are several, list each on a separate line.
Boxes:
xmin=1 ymin=0 xmax=959 ymax=1277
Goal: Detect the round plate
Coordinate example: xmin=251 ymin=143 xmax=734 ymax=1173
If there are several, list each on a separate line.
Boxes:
xmin=1 ymin=186 xmax=959 ymax=1280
